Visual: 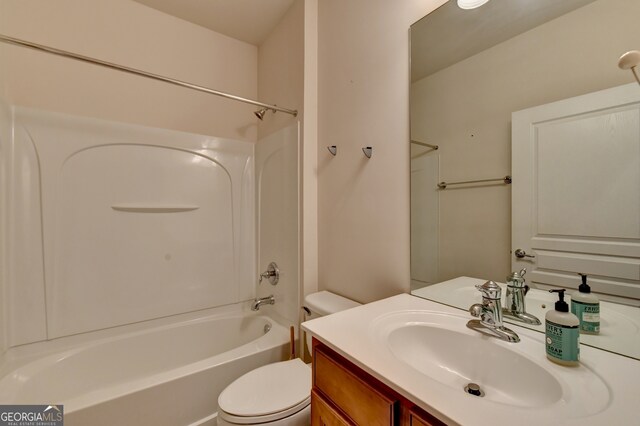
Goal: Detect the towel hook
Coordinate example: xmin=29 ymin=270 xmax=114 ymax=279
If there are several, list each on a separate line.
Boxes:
xmin=327 ymin=145 xmax=337 ymax=156
xmin=362 ymin=146 xmax=372 ymax=158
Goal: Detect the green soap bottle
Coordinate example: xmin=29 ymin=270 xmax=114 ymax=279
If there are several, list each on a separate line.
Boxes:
xmin=571 ymin=273 xmax=600 ymax=334
xmin=546 ymin=289 xmax=580 ymax=366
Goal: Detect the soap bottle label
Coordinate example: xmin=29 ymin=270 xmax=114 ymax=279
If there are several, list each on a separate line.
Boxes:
xmin=571 ymin=300 xmax=600 ymax=333
xmin=545 ymin=320 xmax=579 ymax=362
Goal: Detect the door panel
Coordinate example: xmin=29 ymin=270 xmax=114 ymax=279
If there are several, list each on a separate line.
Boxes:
xmin=512 ymin=83 xmax=640 ymax=302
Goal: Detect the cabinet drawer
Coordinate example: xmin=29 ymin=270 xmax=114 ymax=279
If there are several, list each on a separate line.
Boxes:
xmin=407 ymin=405 xmax=446 ymax=426
xmin=314 ymin=345 xmax=398 ymax=426
xmin=311 ymin=389 xmax=352 ymax=426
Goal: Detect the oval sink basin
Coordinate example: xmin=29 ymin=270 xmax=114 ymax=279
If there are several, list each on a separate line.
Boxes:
xmin=372 ymin=310 xmax=610 ymax=415
xmin=387 ymin=324 xmax=562 ymax=407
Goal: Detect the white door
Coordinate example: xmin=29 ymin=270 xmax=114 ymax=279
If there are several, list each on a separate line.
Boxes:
xmin=512 ymin=83 xmax=640 ymax=303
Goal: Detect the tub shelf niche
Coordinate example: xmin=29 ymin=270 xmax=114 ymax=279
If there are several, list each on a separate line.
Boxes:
xmin=111 ymin=204 xmax=200 ymax=213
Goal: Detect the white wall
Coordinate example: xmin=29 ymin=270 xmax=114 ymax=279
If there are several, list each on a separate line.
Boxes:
xmin=411 ymin=0 xmax=640 ymax=283
xmin=0 ymin=0 xmax=258 ymax=140
xmin=317 ymin=0 xmax=446 ymax=303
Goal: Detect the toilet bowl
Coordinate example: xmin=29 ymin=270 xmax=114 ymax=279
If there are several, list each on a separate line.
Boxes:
xmin=217 ymin=291 xmax=360 ymax=425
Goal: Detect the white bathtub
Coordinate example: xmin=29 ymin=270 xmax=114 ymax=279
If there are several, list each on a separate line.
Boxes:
xmin=0 ymin=305 xmax=290 ymax=426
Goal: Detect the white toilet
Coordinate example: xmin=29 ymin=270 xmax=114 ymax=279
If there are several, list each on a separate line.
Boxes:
xmin=217 ymin=291 xmax=360 ymax=426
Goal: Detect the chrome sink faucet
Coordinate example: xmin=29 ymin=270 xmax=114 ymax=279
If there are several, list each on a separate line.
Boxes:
xmin=251 ymin=295 xmax=275 ymax=311
xmin=502 ymin=268 xmax=541 ymax=325
xmin=468 ymin=281 xmax=520 ymax=343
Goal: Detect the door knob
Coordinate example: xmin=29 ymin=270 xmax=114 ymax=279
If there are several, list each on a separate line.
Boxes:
xmin=514 ymin=249 xmax=535 ymax=259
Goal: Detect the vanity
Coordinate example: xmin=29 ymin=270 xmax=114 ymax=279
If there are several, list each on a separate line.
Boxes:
xmin=311 ymin=339 xmax=443 ymax=426
xmin=302 ymin=293 xmax=638 ymax=426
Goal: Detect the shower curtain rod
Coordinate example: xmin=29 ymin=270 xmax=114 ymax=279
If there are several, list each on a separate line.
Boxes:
xmin=0 ymin=34 xmax=298 ymax=117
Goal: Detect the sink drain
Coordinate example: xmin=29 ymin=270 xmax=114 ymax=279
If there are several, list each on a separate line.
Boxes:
xmin=464 ymin=383 xmax=485 ymax=397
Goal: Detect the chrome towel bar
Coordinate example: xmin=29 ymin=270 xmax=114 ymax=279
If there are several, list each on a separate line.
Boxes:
xmin=438 ymin=175 xmax=512 ymax=189
xmin=410 ymin=140 xmax=439 ymax=150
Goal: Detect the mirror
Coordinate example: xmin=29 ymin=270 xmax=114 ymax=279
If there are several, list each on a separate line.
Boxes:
xmin=410 ymin=0 xmax=640 ymax=359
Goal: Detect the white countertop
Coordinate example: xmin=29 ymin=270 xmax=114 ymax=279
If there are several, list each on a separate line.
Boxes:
xmin=302 ymin=293 xmax=640 ymax=426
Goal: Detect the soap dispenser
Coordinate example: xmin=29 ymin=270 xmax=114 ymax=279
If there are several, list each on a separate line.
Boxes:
xmin=546 ymin=289 xmax=579 ymax=366
xmin=571 ymin=273 xmax=600 ymax=334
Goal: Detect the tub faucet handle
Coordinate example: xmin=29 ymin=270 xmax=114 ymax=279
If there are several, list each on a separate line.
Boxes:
xmin=259 ymin=262 xmax=280 ymax=285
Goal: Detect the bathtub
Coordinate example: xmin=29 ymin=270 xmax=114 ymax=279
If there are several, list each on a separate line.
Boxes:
xmin=0 ymin=305 xmax=290 ymax=426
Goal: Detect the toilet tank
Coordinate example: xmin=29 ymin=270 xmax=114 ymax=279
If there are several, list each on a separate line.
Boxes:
xmin=303 ymin=291 xmax=360 ymax=354
xmin=304 ymin=291 xmax=360 ymax=319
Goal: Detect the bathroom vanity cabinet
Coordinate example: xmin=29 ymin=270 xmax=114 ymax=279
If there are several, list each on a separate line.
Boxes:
xmin=304 ymin=295 xmax=637 ymax=425
xmin=311 ymin=339 xmax=446 ymax=426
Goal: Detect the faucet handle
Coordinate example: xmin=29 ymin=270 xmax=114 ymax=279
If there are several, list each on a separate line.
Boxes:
xmin=469 ymin=303 xmax=483 ymax=317
xmin=475 ymin=280 xmax=501 ymax=300
xmin=258 ymin=262 xmax=280 ymax=285
xmin=507 ymin=268 xmax=527 ymax=287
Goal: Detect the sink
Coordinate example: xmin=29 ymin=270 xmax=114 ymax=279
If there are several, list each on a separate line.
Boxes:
xmin=372 ymin=310 xmax=611 ymax=415
xmin=387 ymin=324 xmax=561 ymax=407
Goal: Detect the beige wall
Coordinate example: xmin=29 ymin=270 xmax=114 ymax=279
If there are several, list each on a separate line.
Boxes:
xmin=0 ymin=98 xmax=7 ymax=356
xmin=256 ymin=0 xmax=308 ymax=336
xmin=258 ymin=0 xmax=319 ymax=306
xmin=0 ymin=0 xmax=8 ymax=354
xmin=302 ymin=0 xmax=319 ymax=299
xmin=0 ymin=0 xmax=258 ymax=140
xmin=317 ymin=0 xmax=446 ymax=303
xmin=257 ymin=0 xmax=304 ymax=140
xmin=411 ymin=0 xmax=639 ymax=284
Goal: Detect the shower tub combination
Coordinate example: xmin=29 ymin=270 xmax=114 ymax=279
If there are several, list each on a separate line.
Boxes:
xmin=0 ymin=108 xmax=298 ymax=425
xmin=0 ymin=307 xmax=290 ymax=426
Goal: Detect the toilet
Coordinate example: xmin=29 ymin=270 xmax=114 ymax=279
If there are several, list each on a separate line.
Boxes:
xmin=217 ymin=291 xmax=360 ymax=426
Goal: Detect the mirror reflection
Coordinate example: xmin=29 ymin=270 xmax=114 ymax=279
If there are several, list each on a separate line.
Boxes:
xmin=410 ymin=0 xmax=640 ymax=358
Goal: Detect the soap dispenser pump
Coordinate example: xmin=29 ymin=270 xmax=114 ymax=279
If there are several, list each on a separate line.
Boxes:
xmin=571 ymin=273 xmax=600 ymax=334
xmin=545 ymin=289 xmax=580 ymax=366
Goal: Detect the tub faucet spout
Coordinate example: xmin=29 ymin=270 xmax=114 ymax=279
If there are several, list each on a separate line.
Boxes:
xmin=251 ymin=295 xmax=275 ymax=311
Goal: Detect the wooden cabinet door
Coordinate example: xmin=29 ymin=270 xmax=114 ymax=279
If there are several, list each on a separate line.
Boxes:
xmin=311 ymin=390 xmax=352 ymax=426
xmin=312 ymin=341 xmax=448 ymax=426
xmin=314 ymin=344 xmax=398 ymax=425
xmin=405 ymin=404 xmax=446 ymax=426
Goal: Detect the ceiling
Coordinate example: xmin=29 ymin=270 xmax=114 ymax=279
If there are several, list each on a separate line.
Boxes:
xmin=411 ymin=0 xmax=597 ymax=82
xmin=133 ymin=0 xmax=296 ymax=46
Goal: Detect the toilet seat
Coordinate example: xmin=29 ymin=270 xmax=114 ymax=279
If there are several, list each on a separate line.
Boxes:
xmin=218 ymin=359 xmax=311 ymax=424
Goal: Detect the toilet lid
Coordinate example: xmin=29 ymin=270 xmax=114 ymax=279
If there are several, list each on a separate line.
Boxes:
xmin=218 ymin=359 xmax=311 ymax=419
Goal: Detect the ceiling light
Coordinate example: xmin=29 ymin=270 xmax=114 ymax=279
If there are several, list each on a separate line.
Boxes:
xmin=457 ymin=0 xmax=490 ymax=10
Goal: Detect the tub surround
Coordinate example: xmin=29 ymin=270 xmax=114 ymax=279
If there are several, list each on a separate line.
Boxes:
xmin=302 ymin=294 xmax=638 ymax=425
xmin=0 ymin=106 xmax=301 ymax=425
